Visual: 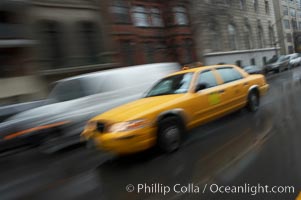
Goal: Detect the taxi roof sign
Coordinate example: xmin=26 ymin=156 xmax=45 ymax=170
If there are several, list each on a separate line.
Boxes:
xmin=182 ymin=61 xmax=203 ymax=70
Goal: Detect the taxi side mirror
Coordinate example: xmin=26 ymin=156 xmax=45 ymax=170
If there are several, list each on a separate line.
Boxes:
xmin=195 ymin=82 xmax=208 ymax=92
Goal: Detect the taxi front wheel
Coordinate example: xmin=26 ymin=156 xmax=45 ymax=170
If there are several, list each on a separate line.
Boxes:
xmin=157 ymin=117 xmax=182 ymax=153
xmin=247 ymin=91 xmax=259 ymax=112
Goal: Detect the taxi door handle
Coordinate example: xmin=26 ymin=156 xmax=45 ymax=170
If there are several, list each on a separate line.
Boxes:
xmin=243 ymin=82 xmax=249 ymax=86
xmin=218 ymin=89 xmax=225 ymax=93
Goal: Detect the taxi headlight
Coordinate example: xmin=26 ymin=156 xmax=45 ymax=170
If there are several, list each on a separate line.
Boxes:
xmin=108 ymin=119 xmax=149 ymax=133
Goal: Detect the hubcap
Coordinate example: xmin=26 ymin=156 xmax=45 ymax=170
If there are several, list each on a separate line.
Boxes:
xmin=251 ymin=94 xmax=258 ymax=110
xmin=164 ymin=126 xmax=180 ymax=151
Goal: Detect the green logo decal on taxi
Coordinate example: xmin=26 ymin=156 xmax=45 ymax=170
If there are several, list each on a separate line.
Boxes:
xmin=209 ymin=92 xmax=221 ymax=105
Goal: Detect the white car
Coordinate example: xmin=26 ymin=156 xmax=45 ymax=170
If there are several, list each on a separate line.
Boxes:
xmin=0 ymin=63 xmax=181 ymax=153
xmin=287 ymin=53 xmax=301 ymax=68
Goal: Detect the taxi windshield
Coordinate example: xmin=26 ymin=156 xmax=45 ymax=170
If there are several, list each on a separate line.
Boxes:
xmin=145 ymin=73 xmax=193 ymax=97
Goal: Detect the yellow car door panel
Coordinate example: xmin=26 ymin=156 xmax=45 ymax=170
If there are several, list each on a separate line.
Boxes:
xmin=188 ymin=70 xmax=226 ymax=128
xmin=215 ymin=67 xmax=248 ymax=111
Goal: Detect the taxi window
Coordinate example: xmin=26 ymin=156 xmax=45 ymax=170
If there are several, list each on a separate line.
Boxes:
xmin=145 ymin=73 xmax=193 ymax=97
xmin=197 ymin=70 xmax=218 ymax=88
xmin=217 ymin=67 xmax=243 ymax=84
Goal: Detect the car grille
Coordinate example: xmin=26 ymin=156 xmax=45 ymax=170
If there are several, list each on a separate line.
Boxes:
xmin=96 ymin=122 xmax=106 ymax=133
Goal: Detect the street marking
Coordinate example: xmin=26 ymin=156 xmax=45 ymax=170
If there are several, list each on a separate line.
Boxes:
xmin=199 ymin=129 xmax=250 ymax=162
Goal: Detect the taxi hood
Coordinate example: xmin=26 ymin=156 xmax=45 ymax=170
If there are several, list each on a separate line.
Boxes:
xmin=92 ymin=94 xmax=186 ymax=122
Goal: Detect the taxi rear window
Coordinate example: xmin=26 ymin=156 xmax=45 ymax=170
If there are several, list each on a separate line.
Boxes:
xmin=216 ymin=67 xmax=243 ymax=83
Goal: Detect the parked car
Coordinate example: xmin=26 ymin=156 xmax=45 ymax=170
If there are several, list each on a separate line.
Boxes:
xmin=287 ymin=53 xmax=301 ymax=68
xmin=0 ymin=63 xmax=180 ymax=153
xmin=242 ymin=65 xmax=265 ymax=75
xmin=81 ymin=65 xmax=269 ymax=155
xmin=265 ymin=55 xmax=290 ymax=73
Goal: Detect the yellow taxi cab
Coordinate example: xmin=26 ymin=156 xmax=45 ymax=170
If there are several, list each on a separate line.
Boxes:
xmin=81 ymin=65 xmax=269 ymax=155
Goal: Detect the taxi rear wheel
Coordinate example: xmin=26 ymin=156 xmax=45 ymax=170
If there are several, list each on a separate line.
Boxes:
xmin=247 ymin=91 xmax=259 ymax=112
xmin=157 ymin=117 xmax=182 ymax=153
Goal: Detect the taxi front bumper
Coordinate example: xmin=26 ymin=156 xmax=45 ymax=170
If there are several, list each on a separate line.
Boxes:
xmin=259 ymin=84 xmax=269 ymax=96
xmin=84 ymin=127 xmax=157 ymax=155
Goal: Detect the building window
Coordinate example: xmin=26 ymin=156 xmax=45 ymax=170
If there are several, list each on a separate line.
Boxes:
xmin=80 ymin=22 xmax=100 ymax=64
xmin=132 ymin=6 xmax=149 ymax=27
xmin=287 ymin=33 xmax=293 ymax=42
xmin=208 ymin=22 xmax=221 ymax=51
xmin=110 ymin=0 xmax=131 ymax=24
xmin=183 ymin=39 xmax=193 ymax=64
xmin=265 ymin=1 xmax=270 ymax=15
xmin=240 ymin=0 xmax=246 ymax=10
xmin=0 ymin=11 xmax=12 ymax=23
xmin=228 ymin=24 xmax=237 ymax=50
xmin=154 ymin=42 xmax=168 ymax=62
xmin=251 ymin=58 xmax=256 ymax=65
xmin=257 ymin=26 xmax=264 ymax=48
xmin=288 ymin=45 xmax=294 ymax=54
xmin=263 ymin=57 xmax=267 ymax=65
xmin=38 ymin=21 xmax=64 ymax=69
xmin=0 ymin=50 xmax=14 ymax=77
xmin=144 ymin=42 xmax=154 ymax=63
xmin=283 ymin=6 xmax=288 ymax=16
xmin=121 ymin=41 xmax=135 ymax=65
xmin=290 ymin=8 xmax=296 ymax=17
xmin=299 ymin=22 xmax=301 ymax=30
xmin=224 ymin=0 xmax=232 ymax=6
xmin=211 ymin=0 xmax=231 ymax=6
xmin=297 ymin=0 xmax=301 ymax=8
xmin=269 ymin=27 xmax=275 ymax=46
xmin=253 ymin=0 xmax=258 ymax=12
xmin=292 ymin=19 xmax=298 ymax=30
xmin=244 ymin=24 xmax=252 ymax=49
xmin=150 ymin=8 xmax=164 ymax=27
xmin=283 ymin=19 xmax=290 ymax=29
xmin=173 ymin=6 xmax=189 ymax=25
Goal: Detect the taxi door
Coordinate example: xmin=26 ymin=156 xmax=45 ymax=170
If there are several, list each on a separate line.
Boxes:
xmin=188 ymin=69 xmax=226 ymax=128
xmin=214 ymin=67 xmax=248 ymax=112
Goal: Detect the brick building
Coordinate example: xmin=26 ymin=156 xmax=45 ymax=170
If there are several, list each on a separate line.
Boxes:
xmin=105 ymin=0 xmax=197 ymax=66
xmin=0 ymin=0 xmax=197 ymax=104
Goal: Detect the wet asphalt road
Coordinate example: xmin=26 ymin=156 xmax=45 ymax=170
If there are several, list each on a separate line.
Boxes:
xmin=1 ymin=68 xmax=301 ymax=200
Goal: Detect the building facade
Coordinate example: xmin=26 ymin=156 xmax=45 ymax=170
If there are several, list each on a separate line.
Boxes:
xmin=274 ymin=0 xmax=301 ymax=54
xmin=0 ymin=0 xmax=117 ymax=104
xmin=190 ymin=0 xmax=279 ymax=67
xmin=105 ymin=0 xmax=197 ymax=66
xmin=1 ymin=0 xmax=198 ymax=105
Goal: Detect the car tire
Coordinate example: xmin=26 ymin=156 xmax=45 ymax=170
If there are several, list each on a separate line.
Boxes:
xmin=157 ymin=117 xmax=183 ymax=153
xmin=247 ymin=91 xmax=259 ymax=112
